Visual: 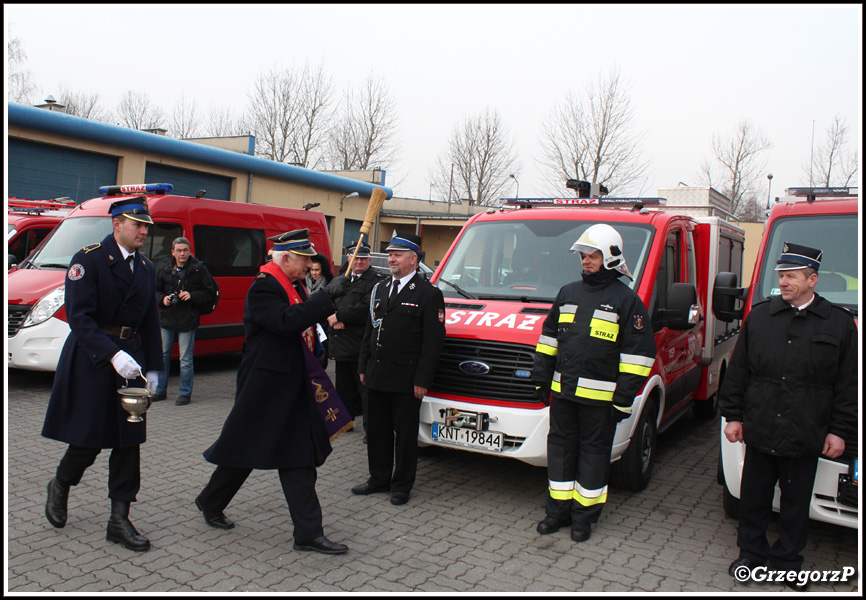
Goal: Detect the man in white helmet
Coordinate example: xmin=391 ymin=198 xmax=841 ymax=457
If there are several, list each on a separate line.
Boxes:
xmin=532 ymin=223 xmax=656 ymax=543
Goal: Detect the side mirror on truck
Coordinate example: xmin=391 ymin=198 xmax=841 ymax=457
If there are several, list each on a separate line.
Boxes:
xmin=712 ymin=272 xmax=746 ymax=322
xmin=659 ymin=282 xmax=700 ymax=330
xmin=8 ymin=254 xmax=18 ymax=270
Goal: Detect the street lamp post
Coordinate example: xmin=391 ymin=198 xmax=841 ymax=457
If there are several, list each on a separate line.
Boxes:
xmin=510 ymin=174 xmax=519 ymax=199
xmin=766 ymin=174 xmax=773 ymax=210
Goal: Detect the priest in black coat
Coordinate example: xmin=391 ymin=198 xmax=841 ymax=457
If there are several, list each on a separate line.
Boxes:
xmin=197 ymin=229 xmax=351 ymax=555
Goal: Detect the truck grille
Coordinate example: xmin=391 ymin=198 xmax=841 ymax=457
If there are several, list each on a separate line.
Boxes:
xmin=431 ymin=338 xmax=537 ymax=403
xmin=8 ymin=305 xmax=31 ymax=337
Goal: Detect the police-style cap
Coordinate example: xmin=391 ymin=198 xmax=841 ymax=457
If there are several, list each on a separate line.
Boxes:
xmin=775 ymin=242 xmax=822 ymax=271
xmin=347 ymin=242 xmax=371 ymax=258
xmin=385 ymin=230 xmax=421 ymax=254
xmin=269 ymin=229 xmax=316 ymax=256
xmin=108 ymin=197 xmax=153 ymax=224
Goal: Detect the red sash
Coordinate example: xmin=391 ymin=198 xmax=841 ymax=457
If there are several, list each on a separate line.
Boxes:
xmin=259 ymin=261 xmax=316 ymax=353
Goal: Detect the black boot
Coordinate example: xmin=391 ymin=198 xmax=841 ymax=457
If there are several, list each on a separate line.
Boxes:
xmin=45 ymin=478 xmax=70 ymax=528
xmin=106 ymin=500 xmax=150 ymax=552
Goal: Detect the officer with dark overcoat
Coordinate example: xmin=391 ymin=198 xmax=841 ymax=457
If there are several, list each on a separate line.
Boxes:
xmin=327 ymin=242 xmax=383 ymax=437
xmin=352 ymin=231 xmax=446 ymax=506
xmin=721 ymin=242 xmax=858 ymax=590
xmin=42 ymin=197 xmax=162 ymax=552
xmin=196 ymin=229 xmax=351 ymax=554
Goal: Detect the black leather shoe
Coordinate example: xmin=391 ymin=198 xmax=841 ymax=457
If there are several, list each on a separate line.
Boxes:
xmin=293 ymin=535 xmax=348 ymax=554
xmin=176 ymin=395 xmax=191 ymax=406
xmin=783 ymin=573 xmax=809 ymax=592
xmin=45 ymin=478 xmax=69 ymax=528
xmin=570 ymin=524 xmax=591 ymax=543
xmin=536 ymin=515 xmax=570 ymax=535
xmin=151 ymin=393 xmax=167 ymax=402
xmin=106 ymin=500 xmax=150 ymax=552
xmin=195 ymin=496 xmax=235 ymax=529
xmin=728 ymin=556 xmax=762 ymax=578
xmin=390 ymin=492 xmax=410 ymax=505
xmin=351 ymin=480 xmax=389 ymax=495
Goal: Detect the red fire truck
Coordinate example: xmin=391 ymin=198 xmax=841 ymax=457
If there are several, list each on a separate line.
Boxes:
xmin=7 ymin=197 xmax=77 ymax=268
xmin=421 ymin=194 xmax=745 ymax=491
xmin=713 ymin=186 xmax=858 ymax=528
xmin=8 ymin=183 xmax=332 ymax=371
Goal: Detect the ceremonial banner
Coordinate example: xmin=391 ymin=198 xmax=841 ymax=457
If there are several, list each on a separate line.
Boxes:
xmin=302 ymin=342 xmax=353 ymax=441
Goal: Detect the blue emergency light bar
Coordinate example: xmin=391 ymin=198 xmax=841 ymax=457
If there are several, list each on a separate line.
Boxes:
xmin=99 ymin=183 xmax=174 ymax=196
xmin=785 ymin=187 xmax=858 ymax=198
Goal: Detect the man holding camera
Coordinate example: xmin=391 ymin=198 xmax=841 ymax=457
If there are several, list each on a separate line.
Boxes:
xmin=154 ymin=236 xmax=217 ymax=406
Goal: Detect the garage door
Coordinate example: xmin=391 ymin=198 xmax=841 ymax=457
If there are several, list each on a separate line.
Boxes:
xmin=7 ymin=138 xmax=119 ymax=203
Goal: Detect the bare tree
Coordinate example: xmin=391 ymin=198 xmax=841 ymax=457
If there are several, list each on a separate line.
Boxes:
xmin=698 ymin=119 xmax=773 ymax=218
xmin=7 ymin=35 xmax=37 ymax=104
xmin=169 ymin=94 xmax=201 ymax=139
xmin=204 ymin=104 xmax=244 ymax=137
xmin=538 ymin=66 xmax=649 ymax=196
xmin=247 ymin=62 xmax=334 ymax=168
xmin=116 ymin=90 xmax=166 ymax=130
xmin=429 ymin=108 xmax=520 ymax=206
xmin=802 ymin=115 xmax=858 ymax=187
xmin=56 ymin=86 xmax=112 ymax=121
xmin=326 ymin=70 xmax=400 ymax=171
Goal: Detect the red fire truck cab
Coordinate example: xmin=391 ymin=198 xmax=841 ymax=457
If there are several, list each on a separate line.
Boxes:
xmin=422 ymin=195 xmax=745 ymax=491
xmin=7 ymin=197 xmax=77 ymax=268
xmin=8 ymin=183 xmax=332 ymax=371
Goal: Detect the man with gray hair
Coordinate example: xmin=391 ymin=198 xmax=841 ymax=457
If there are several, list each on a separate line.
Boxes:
xmin=154 ymin=236 xmax=217 ymax=405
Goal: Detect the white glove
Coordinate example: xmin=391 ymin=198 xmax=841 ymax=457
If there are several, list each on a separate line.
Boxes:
xmin=145 ymin=371 xmax=160 ymax=393
xmin=111 ymin=350 xmax=142 ymax=380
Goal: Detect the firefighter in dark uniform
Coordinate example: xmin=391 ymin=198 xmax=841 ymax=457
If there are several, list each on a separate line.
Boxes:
xmin=721 ymin=242 xmax=857 ymax=590
xmin=352 ymin=231 xmax=446 ymax=506
xmin=196 ymin=229 xmax=351 ymax=555
xmin=533 ymin=224 xmax=656 ymax=543
xmin=42 ymin=197 xmax=162 ymax=552
xmin=327 ymin=242 xmax=383 ymax=437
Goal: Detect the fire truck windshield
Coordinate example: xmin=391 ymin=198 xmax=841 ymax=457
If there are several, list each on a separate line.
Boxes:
xmin=755 ymin=213 xmax=858 ymax=314
xmin=435 ymin=220 xmax=654 ymax=302
xmin=23 ymin=217 xmax=113 ymax=269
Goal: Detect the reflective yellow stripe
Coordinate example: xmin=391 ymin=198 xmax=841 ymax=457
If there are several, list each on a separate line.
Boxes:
xmin=620 ymin=363 xmax=652 ymax=376
xmin=559 ymin=304 xmax=577 ymax=324
xmin=575 ymin=377 xmax=616 ymax=402
xmin=550 ymin=371 xmax=562 ymax=393
xmin=549 ymin=487 xmax=573 ymax=500
xmin=559 ymin=313 xmax=575 ymax=324
xmin=574 ymin=483 xmax=608 ymax=506
xmin=590 ymin=318 xmax=619 ymax=341
xmin=576 ymin=387 xmax=614 ymax=401
xmin=536 ymin=334 xmax=558 ymax=356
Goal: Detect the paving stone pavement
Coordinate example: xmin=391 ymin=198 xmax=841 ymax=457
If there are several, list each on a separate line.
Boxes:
xmin=6 ymin=354 xmax=860 ymax=594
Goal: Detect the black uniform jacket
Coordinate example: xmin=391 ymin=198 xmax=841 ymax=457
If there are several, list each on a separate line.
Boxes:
xmin=359 ymin=271 xmax=446 ymax=392
xmin=155 ymin=255 xmax=217 ymax=332
xmin=42 ymin=234 xmax=162 ymax=448
xmin=532 ymin=271 xmax=656 ymax=410
xmin=203 ymin=271 xmax=336 ymax=469
xmin=719 ymin=294 xmax=858 ymax=458
xmin=329 ymin=268 xmax=382 ymax=362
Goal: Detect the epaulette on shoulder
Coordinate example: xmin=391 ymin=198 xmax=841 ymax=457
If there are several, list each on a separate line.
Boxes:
xmin=141 ymin=254 xmax=153 ymax=266
xmin=82 ymin=243 xmax=101 ymax=254
xmin=256 ymin=272 xmax=268 ymax=279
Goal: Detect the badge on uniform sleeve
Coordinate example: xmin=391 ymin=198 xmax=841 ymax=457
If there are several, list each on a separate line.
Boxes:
xmin=68 ymin=264 xmax=85 ymax=280
xmin=633 ymin=314 xmax=644 ymax=330
xmin=438 ymin=309 xmax=445 ymax=323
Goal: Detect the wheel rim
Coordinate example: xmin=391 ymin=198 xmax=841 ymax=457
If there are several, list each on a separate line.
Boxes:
xmin=640 ymin=422 xmax=654 ymax=474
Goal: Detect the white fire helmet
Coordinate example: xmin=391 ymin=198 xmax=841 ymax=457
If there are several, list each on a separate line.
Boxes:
xmin=569 ymin=223 xmax=633 ymax=279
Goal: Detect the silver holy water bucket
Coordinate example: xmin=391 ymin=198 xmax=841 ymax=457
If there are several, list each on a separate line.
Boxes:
xmin=117 ymin=386 xmax=152 ymax=423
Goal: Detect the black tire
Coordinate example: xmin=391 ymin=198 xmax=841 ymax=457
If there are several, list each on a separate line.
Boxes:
xmin=610 ymin=403 xmax=657 ymax=492
xmin=722 ymin=478 xmax=740 ymax=519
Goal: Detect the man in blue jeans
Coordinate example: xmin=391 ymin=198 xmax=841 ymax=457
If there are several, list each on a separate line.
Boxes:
xmin=154 ymin=237 xmax=217 ymax=405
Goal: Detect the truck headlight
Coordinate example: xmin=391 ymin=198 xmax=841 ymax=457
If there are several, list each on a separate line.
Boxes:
xmin=22 ymin=286 xmax=65 ymax=328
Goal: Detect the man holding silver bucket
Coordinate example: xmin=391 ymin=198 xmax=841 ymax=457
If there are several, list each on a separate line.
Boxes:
xmin=42 ymin=197 xmax=163 ymax=552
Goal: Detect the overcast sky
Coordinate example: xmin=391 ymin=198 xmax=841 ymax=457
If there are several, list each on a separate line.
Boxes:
xmin=5 ymin=4 xmax=862 ymax=202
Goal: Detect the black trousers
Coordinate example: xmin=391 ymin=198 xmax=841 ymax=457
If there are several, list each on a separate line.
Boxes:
xmin=198 ymin=464 xmax=323 ymax=541
xmin=366 ymin=388 xmax=422 ymax=494
xmin=55 ymin=444 xmax=140 ymax=502
xmin=335 ymin=359 xmax=367 ymax=432
xmin=546 ymin=398 xmax=616 ymax=526
xmin=737 ymin=446 xmax=818 ymax=571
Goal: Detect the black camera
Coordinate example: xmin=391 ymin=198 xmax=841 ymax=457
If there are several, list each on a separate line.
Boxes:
xmin=168 ymin=292 xmax=180 ymax=305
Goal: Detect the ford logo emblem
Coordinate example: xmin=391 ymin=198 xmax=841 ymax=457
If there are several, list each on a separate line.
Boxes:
xmin=459 ymin=360 xmax=490 ymax=375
